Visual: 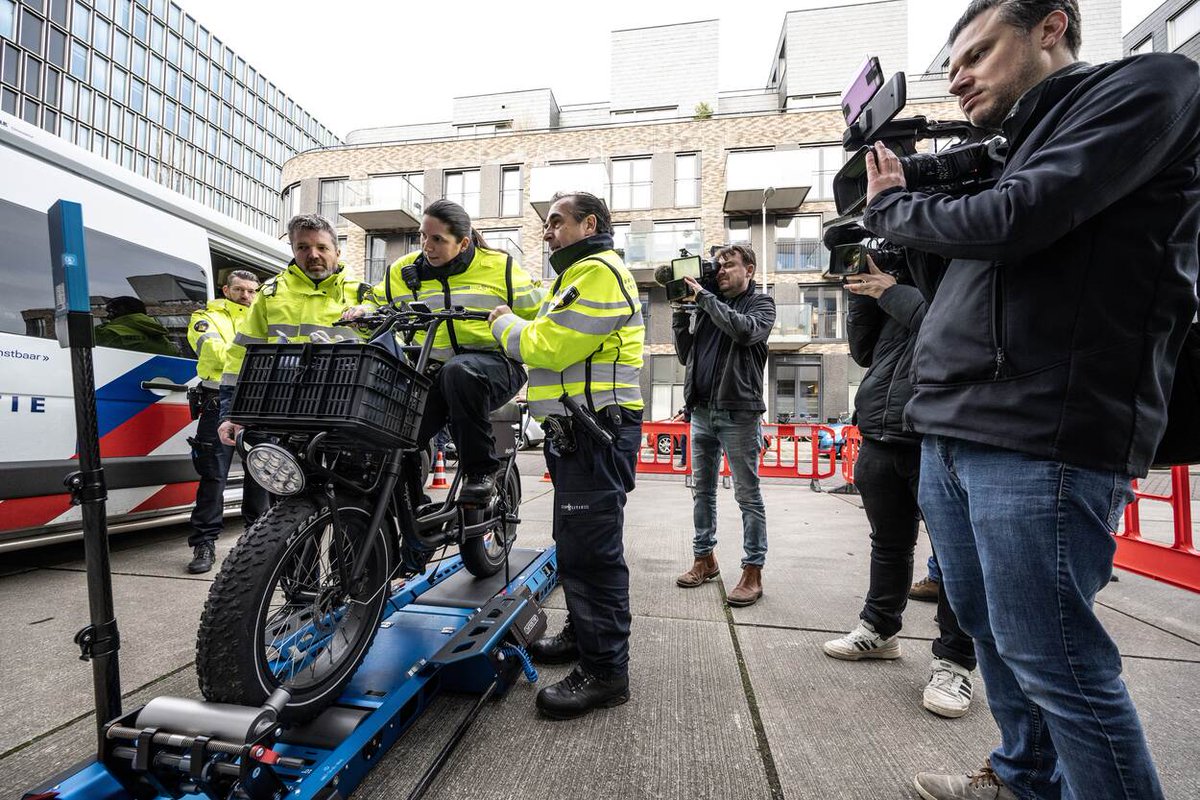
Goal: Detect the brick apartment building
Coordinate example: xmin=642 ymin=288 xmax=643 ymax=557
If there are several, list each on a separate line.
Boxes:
xmin=282 ymin=0 xmax=1123 ymax=423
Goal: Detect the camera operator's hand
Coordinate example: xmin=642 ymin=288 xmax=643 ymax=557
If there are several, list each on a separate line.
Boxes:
xmin=865 ymin=141 xmax=906 ymax=207
xmin=680 ymin=276 xmax=705 ymax=303
xmin=844 ymin=255 xmax=895 ymax=299
xmin=488 ymin=304 xmax=512 ymax=323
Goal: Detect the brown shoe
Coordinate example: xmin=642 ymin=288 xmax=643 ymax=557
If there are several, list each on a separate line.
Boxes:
xmin=727 ymin=564 xmax=763 ymax=607
xmin=909 ymin=576 xmax=941 ymax=602
xmin=676 ymin=553 xmax=719 ymax=588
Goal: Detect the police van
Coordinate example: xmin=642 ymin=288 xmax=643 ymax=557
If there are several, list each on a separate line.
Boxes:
xmin=0 ymin=113 xmax=289 ymax=552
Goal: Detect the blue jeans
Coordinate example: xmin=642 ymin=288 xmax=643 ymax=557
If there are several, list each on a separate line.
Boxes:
xmin=689 ymin=406 xmax=767 ymax=567
xmin=919 ymin=436 xmax=1161 ymax=800
xmin=927 ymin=553 xmax=942 ymax=583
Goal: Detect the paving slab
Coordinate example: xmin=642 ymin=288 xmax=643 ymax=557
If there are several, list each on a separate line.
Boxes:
xmin=0 ymin=568 xmax=210 ymax=753
xmin=358 ymin=611 xmax=771 ymax=800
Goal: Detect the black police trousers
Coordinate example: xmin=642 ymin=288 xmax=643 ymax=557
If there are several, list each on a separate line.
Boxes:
xmin=417 ymin=351 xmax=525 ymax=475
xmin=188 ymin=394 xmax=270 ymax=548
xmin=545 ymin=406 xmax=642 ymax=677
xmin=854 ymin=437 xmax=976 ymax=670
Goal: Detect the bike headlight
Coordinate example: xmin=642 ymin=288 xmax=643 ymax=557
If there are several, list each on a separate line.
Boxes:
xmin=245 ymin=443 xmax=305 ymax=496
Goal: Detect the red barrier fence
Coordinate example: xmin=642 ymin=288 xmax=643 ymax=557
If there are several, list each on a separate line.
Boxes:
xmin=1116 ymin=466 xmax=1199 ymax=593
xmin=841 ymin=426 xmax=862 ymax=485
xmin=636 ymin=421 xmax=840 ymax=480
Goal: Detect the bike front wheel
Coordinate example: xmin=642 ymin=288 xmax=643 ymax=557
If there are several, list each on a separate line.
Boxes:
xmin=196 ymin=496 xmax=393 ymax=723
xmin=459 ymin=464 xmax=521 ymax=577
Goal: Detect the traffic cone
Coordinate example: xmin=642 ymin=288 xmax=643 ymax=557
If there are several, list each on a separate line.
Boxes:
xmin=541 ymin=468 xmax=552 ymax=483
xmin=431 ymin=450 xmax=449 ymax=489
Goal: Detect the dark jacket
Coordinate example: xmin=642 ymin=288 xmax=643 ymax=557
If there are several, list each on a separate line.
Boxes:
xmin=848 ymin=282 xmax=927 ymax=445
xmin=672 ymin=280 xmax=775 ymax=413
xmin=863 ymin=54 xmax=1200 ymax=476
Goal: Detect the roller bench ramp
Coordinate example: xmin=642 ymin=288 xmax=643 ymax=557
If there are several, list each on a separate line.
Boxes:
xmin=24 ymin=547 xmax=558 ymax=800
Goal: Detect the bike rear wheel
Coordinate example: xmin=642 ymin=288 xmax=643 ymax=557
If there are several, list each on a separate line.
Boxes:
xmin=196 ymin=497 xmax=393 ymax=722
xmin=459 ymin=464 xmax=520 ymax=577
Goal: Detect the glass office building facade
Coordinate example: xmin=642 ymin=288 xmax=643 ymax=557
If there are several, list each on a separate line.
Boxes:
xmin=0 ymin=0 xmax=340 ymax=234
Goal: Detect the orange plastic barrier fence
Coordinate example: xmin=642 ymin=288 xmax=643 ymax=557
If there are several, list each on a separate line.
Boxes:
xmin=1116 ymin=466 xmax=1199 ymax=593
xmin=840 ymin=426 xmax=862 ymax=484
xmin=636 ymin=421 xmax=839 ymax=480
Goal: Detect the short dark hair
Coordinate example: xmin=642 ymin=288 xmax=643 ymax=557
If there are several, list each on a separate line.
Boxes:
xmin=950 ymin=0 xmax=1081 ymax=56
xmin=106 ymin=295 xmax=146 ymax=317
xmin=715 ymin=244 xmax=757 ymax=270
xmin=224 ymin=269 xmax=259 ymax=287
xmin=286 ymin=214 xmax=339 ymax=248
xmin=550 ymin=191 xmax=613 ymax=235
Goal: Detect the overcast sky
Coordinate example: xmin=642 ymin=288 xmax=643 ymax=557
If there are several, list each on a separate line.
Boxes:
xmin=177 ymin=0 xmax=1165 ymax=139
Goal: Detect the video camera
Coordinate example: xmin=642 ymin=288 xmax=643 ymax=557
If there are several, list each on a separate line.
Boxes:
xmin=655 ymin=249 xmax=718 ymax=302
xmin=824 ymin=57 xmax=1006 ymax=278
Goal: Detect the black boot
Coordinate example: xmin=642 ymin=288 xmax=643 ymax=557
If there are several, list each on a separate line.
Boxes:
xmin=459 ymin=472 xmax=496 ymax=505
xmin=187 ymin=542 xmax=216 ymax=574
xmin=536 ymin=665 xmax=630 ymax=720
xmin=527 ymin=619 xmax=578 ymax=664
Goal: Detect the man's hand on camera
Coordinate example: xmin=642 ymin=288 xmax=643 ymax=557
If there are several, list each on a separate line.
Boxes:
xmin=680 ymin=276 xmax=705 ymax=303
xmin=844 ymin=255 xmax=895 ymax=299
xmin=865 ymin=141 xmax=906 ymax=207
xmin=488 ymin=305 xmax=512 ymax=323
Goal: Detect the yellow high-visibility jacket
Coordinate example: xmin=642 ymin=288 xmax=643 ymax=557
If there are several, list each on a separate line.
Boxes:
xmin=491 ymin=243 xmax=643 ymax=421
xmin=372 ymin=246 xmax=542 ymax=363
xmin=188 ymin=298 xmax=249 ymax=388
xmin=220 ymin=262 xmax=369 ymax=388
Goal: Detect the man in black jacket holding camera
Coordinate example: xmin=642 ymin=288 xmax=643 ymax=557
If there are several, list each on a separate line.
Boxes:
xmin=824 ymin=255 xmax=976 ymax=721
xmin=863 ymin=2 xmax=1200 ymax=798
xmin=672 ymin=244 xmax=775 ymax=606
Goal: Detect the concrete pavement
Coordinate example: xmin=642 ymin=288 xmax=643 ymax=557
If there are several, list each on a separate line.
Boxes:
xmin=1 ymin=450 xmax=1198 ymax=799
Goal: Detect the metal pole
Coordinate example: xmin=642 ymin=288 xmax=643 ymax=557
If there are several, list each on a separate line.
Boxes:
xmin=761 ymin=187 xmax=776 ymax=418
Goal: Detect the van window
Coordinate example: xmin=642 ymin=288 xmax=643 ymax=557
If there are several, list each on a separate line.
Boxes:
xmin=0 ymin=196 xmax=205 ymax=357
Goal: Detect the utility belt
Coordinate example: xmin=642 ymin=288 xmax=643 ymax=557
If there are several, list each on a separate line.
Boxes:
xmin=187 ymin=384 xmax=220 ymax=420
xmin=542 ymin=393 xmax=622 ymax=454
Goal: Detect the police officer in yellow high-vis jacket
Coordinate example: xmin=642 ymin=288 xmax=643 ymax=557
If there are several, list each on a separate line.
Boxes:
xmin=345 ymin=199 xmax=541 ymax=504
xmin=217 ymin=215 xmax=370 ymax=448
xmin=184 ymin=270 xmax=270 ymax=574
xmin=489 ymin=191 xmax=644 ymax=721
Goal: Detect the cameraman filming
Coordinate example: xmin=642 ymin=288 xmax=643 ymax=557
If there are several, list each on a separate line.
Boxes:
xmin=863 ymin=2 xmax=1200 ymax=799
xmin=672 ymin=244 xmax=775 ymax=607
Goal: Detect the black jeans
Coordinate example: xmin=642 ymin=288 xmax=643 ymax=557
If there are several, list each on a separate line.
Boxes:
xmin=855 ymin=437 xmax=975 ymax=670
xmin=189 ymin=394 xmax=270 ymax=548
xmin=545 ymin=407 xmax=642 ymax=677
xmin=417 ymin=351 xmax=526 ymax=475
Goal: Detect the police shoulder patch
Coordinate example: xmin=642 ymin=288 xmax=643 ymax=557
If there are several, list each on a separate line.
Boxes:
xmin=193 ymin=319 xmax=209 ymax=332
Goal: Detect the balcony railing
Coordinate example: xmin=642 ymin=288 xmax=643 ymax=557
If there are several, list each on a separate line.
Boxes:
xmin=622 ymin=229 xmax=703 ymax=270
xmin=340 ymin=177 xmax=425 ymax=231
xmin=775 ymin=241 xmax=825 ymax=273
xmin=771 ymin=304 xmax=844 ymax=341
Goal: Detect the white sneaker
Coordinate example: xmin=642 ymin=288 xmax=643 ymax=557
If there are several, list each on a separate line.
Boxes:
xmin=822 ymin=621 xmax=901 ymax=660
xmin=923 ymin=657 xmax=973 ymax=718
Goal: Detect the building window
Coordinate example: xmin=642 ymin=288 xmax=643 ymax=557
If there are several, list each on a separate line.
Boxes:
xmin=0 ymin=1 xmax=14 ymax=41
xmin=612 ymin=223 xmax=631 ymax=255
xmin=675 ymin=153 xmax=699 ymax=207
xmin=725 ymin=217 xmax=751 ymax=246
xmin=281 ymin=182 xmax=300 ymax=223
xmin=797 ymin=144 xmax=846 ymax=201
xmin=1170 ymin=1 xmax=1200 ymax=50
xmin=1130 ymin=36 xmax=1154 ymax=55
xmin=796 ymin=284 xmax=844 ymax=340
xmin=500 ymin=165 xmax=521 ymax=217
xmin=773 ymin=358 xmax=821 ymax=422
xmin=480 ymin=227 xmax=522 ymax=261
xmin=611 ymin=156 xmax=652 ymax=210
xmin=318 ymin=178 xmax=345 ymax=225
xmin=775 ymin=215 xmax=823 ymax=272
xmin=651 ymin=354 xmax=687 ymax=422
xmin=20 ymin=8 xmax=42 ymax=51
xmin=443 ymin=168 xmax=480 ymax=218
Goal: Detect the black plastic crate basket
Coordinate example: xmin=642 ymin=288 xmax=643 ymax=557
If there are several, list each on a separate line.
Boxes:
xmin=230 ymin=342 xmax=430 ymax=449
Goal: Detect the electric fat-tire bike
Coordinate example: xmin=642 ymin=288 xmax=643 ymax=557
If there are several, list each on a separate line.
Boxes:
xmin=195 ymin=304 xmax=522 ymax=722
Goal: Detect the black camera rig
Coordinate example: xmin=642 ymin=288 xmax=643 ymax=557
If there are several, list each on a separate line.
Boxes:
xmin=656 ymin=248 xmax=719 ymax=302
xmin=824 ymin=60 xmax=1007 ymax=278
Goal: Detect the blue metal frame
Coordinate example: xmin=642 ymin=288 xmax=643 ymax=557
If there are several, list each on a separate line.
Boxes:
xmin=32 ymin=547 xmax=558 ymax=800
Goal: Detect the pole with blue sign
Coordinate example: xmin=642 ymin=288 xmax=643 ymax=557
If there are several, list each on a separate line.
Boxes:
xmin=49 ymin=199 xmax=122 ymax=758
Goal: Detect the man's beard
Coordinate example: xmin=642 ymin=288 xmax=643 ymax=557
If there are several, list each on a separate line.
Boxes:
xmin=301 ymin=262 xmax=334 ymax=280
xmin=973 ymin=53 xmax=1044 ymax=130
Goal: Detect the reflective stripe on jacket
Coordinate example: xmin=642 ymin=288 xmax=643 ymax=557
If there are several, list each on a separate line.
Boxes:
xmin=188 ymin=298 xmax=248 ymax=387
xmin=490 ymin=248 xmax=643 ymax=421
xmin=371 ymin=247 xmax=541 ymax=362
xmin=220 ymin=262 xmax=367 ymax=387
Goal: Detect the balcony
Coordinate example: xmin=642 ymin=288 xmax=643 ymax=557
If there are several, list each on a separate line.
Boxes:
xmin=769 ymin=304 xmax=843 ymax=347
xmin=774 ymin=241 xmax=826 ymax=274
xmin=723 ymin=151 xmax=811 ymax=213
xmin=623 ymin=229 xmax=704 ymax=284
xmin=340 ymin=176 xmax=424 ymax=232
xmin=529 ymin=163 xmax=610 ymax=219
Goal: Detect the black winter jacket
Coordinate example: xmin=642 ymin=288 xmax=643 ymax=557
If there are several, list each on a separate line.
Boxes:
xmin=863 ymin=55 xmax=1200 ymax=476
xmin=848 ymin=283 xmax=927 ymax=445
xmin=672 ymin=280 xmax=776 ymax=413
